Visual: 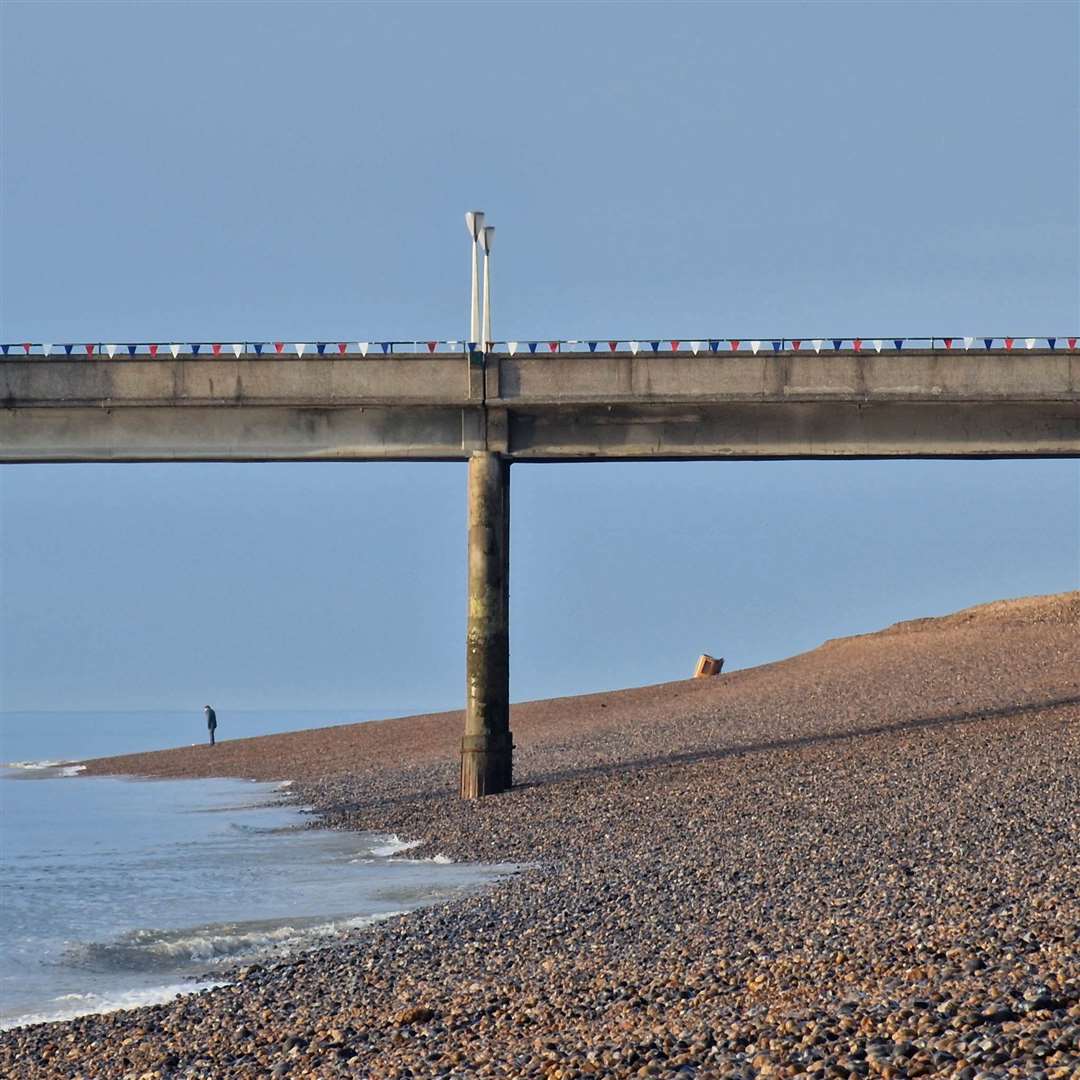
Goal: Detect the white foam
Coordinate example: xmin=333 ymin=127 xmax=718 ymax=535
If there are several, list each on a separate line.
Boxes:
xmin=277 ymin=780 xmax=294 ymax=789
xmin=0 ymin=981 xmax=225 ymax=1031
xmin=369 ymin=836 xmax=423 ymax=858
xmin=2 ymin=760 xmax=85 ymax=776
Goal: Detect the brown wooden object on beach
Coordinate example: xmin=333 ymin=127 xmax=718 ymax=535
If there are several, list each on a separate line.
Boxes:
xmin=461 ymin=451 xmax=514 ymax=798
xmin=694 ymin=654 xmax=724 ymax=678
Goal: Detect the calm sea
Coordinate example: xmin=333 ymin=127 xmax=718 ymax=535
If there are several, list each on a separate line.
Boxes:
xmin=0 ymin=710 xmax=513 ymax=1030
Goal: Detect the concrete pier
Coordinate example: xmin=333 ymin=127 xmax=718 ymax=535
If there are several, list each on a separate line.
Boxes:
xmin=461 ymin=451 xmax=513 ymax=798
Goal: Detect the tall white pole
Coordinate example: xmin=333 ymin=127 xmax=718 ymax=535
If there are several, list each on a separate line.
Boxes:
xmin=465 ymin=211 xmax=484 ymax=345
xmin=481 ymin=226 xmax=494 ymax=351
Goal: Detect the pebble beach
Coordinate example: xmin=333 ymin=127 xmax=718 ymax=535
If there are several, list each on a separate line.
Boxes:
xmin=3 ymin=592 xmax=1077 ymax=1080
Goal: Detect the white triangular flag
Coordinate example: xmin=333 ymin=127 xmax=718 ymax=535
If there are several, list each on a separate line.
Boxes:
xmin=812 ymin=339 xmax=823 ymax=353
xmin=507 ymin=341 xmax=518 ymax=356
xmin=690 ymin=341 xmax=701 ymax=355
xmin=750 ymin=340 xmax=761 ymax=354
xmin=232 ymin=343 xmax=244 ymax=357
xmin=629 ymin=340 xmax=640 ymax=355
xmin=1025 ymin=337 xmax=1036 ymax=349
xmin=358 ymin=342 xmax=369 ymax=356
xmin=42 ymin=343 xmax=52 ymax=356
xmin=446 ymin=340 xmax=458 ymax=347
xmin=170 ymin=344 xmax=181 ymax=358
xmin=294 ymin=343 xmax=306 ymax=357
xmin=106 ymin=344 xmax=117 ymax=357
xmin=873 ymin=339 xmax=883 ymax=353
xmin=566 ymin=339 xmax=578 ymax=346
xmin=963 ymin=337 xmax=975 ymax=350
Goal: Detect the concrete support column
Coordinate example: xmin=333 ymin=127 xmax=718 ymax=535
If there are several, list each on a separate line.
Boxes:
xmin=461 ymin=451 xmax=513 ymax=798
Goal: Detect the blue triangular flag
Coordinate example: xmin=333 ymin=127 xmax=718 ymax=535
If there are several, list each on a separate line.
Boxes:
xmin=64 ymin=344 xmax=74 ymax=355
xmin=191 ymin=344 xmax=201 ymax=355
xmin=528 ymin=342 xmax=538 ymax=354
xmin=127 ymin=344 xmax=138 ymax=356
xmin=832 ymin=338 xmax=843 ymax=351
xmin=381 ymin=342 xmax=392 ymax=354
xmin=984 ymin=337 xmax=993 ymax=349
xmin=650 ymin=340 xmax=660 ymax=352
xmin=894 ymin=339 xmax=904 ymax=350
xmin=771 ymin=340 xmax=782 ymax=352
xmin=316 ymin=342 xmax=326 ymax=355
xmin=466 ymin=341 xmax=478 ymax=353
xmin=253 ymin=343 xmax=264 ymax=355
xmin=709 ymin=340 xmax=720 ymax=352
xmin=1047 ymin=337 xmax=1056 ymax=350
xmin=587 ymin=341 xmax=597 ymax=352
xmin=0 ymin=344 xmax=8 ymax=355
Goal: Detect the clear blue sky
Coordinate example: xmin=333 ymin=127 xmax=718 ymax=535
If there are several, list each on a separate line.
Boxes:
xmin=1 ymin=1 xmax=1077 ymax=714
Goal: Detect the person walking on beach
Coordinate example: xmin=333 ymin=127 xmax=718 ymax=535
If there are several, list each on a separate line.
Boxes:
xmin=205 ymin=705 xmax=217 ymax=746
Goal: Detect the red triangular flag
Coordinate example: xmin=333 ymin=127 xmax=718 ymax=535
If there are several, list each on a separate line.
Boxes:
xmin=86 ymin=344 xmax=95 ymax=356
xmin=148 ymin=343 xmax=159 ymax=357
xmin=548 ymin=341 xmax=559 ymax=352
xmin=274 ymin=342 xmax=284 ymax=353
xmin=1068 ymin=337 xmax=1077 ymax=350
xmin=337 ymin=342 xmax=347 ymax=354
xmin=943 ymin=338 xmax=953 ymax=350
xmin=609 ymin=340 xmax=618 ymax=351
xmin=670 ymin=340 xmax=680 ymax=351
xmin=1004 ymin=337 xmax=1014 ymax=350
xmin=853 ymin=338 xmax=863 ymax=352
xmin=427 ymin=341 xmax=437 ymax=353
xmin=730 ymin=339 xmax=740 ymax=351
xmin=211 ymin=343 xmax=222 ymax=355
xmin=22 ymin=342 xmax=31 ymax=354
xmin=792 ymin=339 xmax=801 ymax=350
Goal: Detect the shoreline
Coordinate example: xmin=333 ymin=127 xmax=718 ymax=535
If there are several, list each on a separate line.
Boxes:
xmin=2 ymin=591 xmax=1078 ymax=1078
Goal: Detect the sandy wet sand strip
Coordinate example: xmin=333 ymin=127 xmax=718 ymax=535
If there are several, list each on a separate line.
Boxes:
xmin=3 ymin=592 xmax=1078 ymax=1079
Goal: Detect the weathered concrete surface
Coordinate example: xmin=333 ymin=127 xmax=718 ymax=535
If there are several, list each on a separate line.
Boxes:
xmin=1 ymin=349 xmax=1077 ymax=461
xmin=461 ymin=451 xmax=512 ymax=798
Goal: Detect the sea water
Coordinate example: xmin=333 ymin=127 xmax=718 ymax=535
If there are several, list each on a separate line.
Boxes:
xmin=0 ymin=711 xmax=514 ymax=1029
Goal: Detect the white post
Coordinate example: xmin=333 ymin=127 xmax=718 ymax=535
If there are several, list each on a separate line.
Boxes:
xmin=481 ymin=226 xmax=494 ymax=351
xmin=465 ymin=211 xmax=485 ymax=345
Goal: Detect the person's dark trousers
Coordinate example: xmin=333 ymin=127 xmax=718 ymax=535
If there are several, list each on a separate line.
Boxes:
xmin=209 ymin=730 xmax=215 ymax=746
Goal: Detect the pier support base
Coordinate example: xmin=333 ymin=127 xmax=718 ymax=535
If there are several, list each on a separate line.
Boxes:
xmin=461 ymin=451 xmax=513 ymax=798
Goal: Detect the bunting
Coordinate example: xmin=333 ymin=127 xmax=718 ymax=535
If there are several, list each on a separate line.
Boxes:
xmin=2 ymin=335 xmax=1071 ymax=360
